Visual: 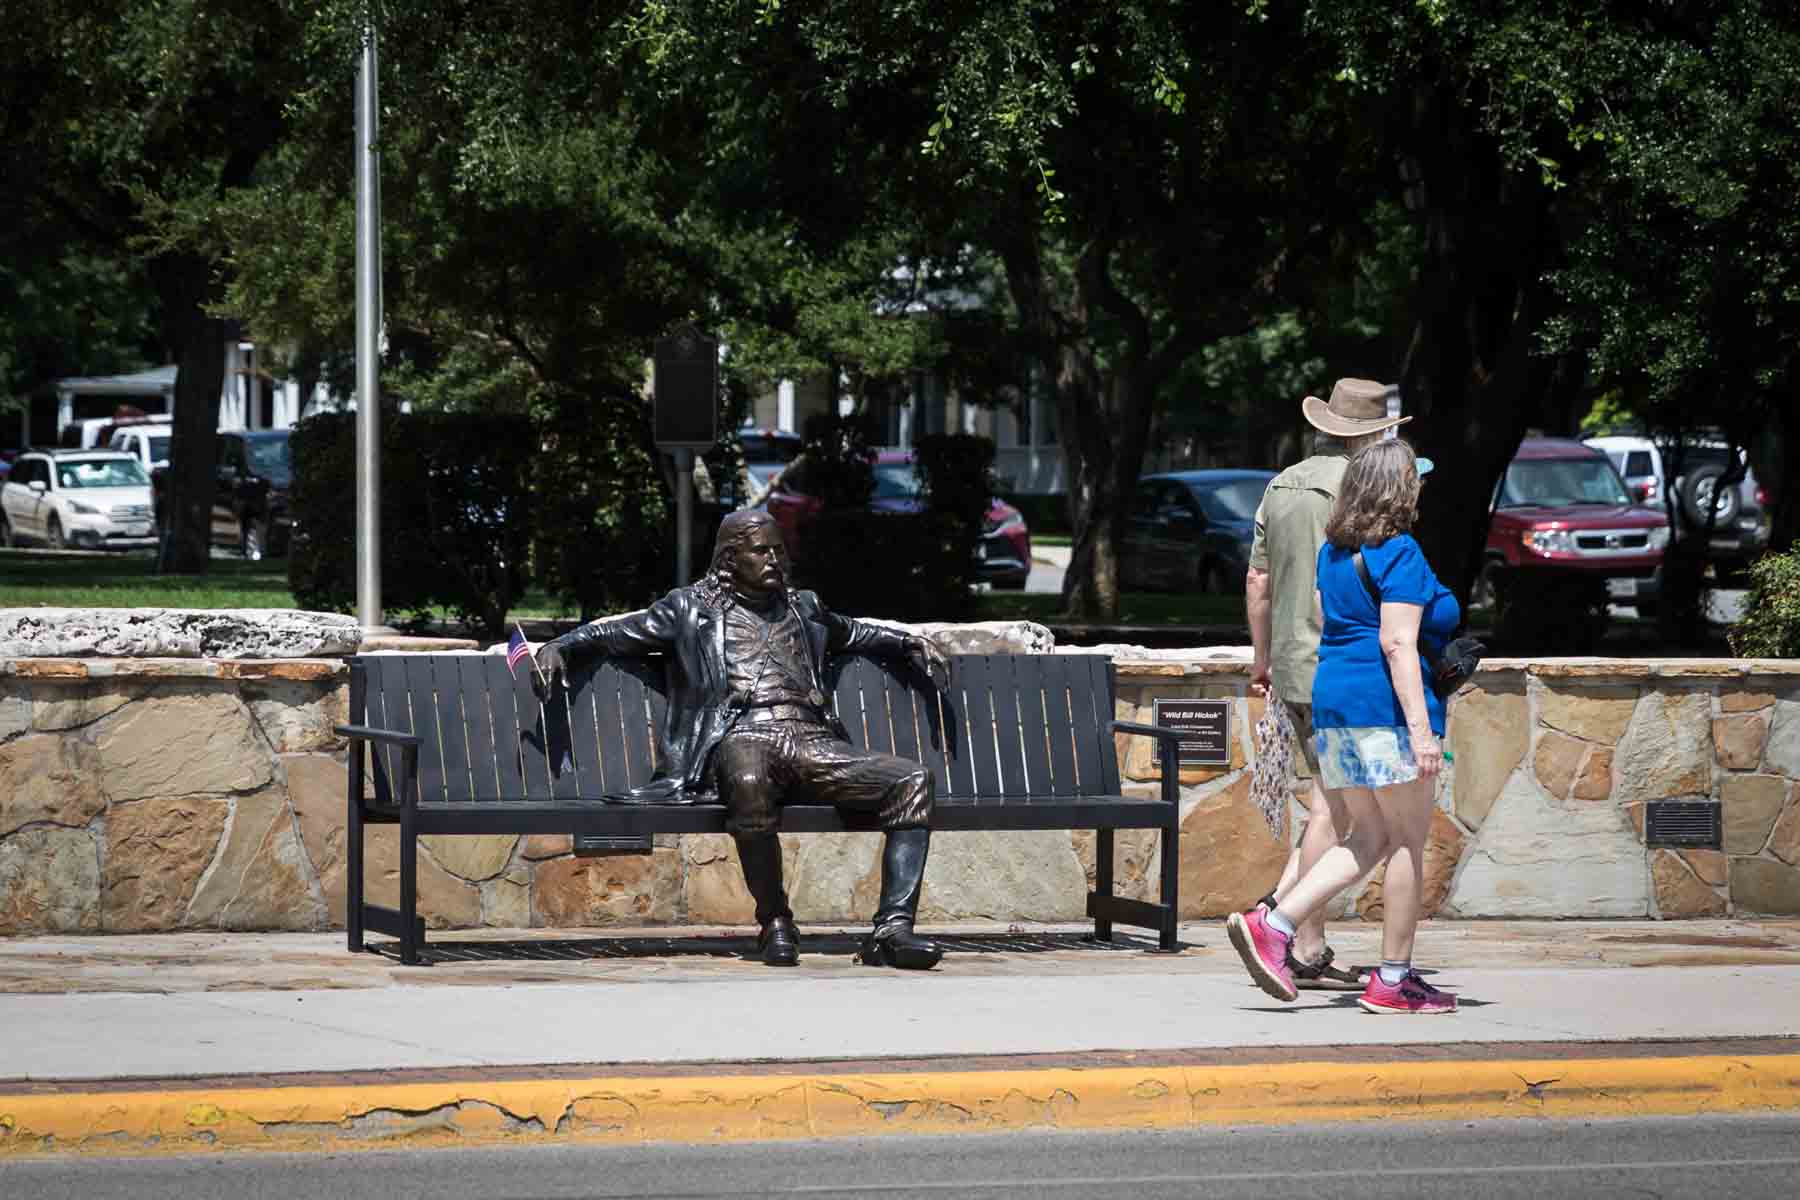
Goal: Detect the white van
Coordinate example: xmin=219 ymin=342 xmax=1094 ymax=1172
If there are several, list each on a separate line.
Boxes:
xmin=108 ymin=422 xmax=175 ymax=471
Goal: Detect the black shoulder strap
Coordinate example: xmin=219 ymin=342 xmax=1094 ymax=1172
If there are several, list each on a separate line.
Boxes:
xmin=1352 ymin=551 xmax=1381 ymax=607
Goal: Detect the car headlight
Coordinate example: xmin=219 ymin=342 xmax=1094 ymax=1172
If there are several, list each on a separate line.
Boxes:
xmin=1646 ymin=526 xmax=1670 ymax=551
xmin=68 ymin=500 xmax=100 ymax=515
xmin=1522 ymin=528 xmax=1576 ymax=554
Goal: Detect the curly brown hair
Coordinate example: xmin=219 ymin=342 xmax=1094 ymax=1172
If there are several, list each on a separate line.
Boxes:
xmin=1324 ymin=438 xmax=1421 ymax=549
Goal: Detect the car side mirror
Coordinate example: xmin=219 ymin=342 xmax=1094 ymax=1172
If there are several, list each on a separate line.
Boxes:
xmin=28 ymin=480 xmax=46 ymax=494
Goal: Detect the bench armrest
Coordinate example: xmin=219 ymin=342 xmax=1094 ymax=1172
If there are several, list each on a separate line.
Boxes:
xmin=334 ymin=724 xmax=422 ymax=749
xmin=1111 ymin=719 xmax=1183 ymax=744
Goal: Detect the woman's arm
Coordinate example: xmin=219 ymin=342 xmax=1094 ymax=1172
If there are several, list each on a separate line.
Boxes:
xmin=1378 ymin=600 xmax=1443 ymax=778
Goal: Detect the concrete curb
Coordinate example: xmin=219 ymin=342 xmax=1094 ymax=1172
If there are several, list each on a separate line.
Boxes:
xmin=5 ymin=1053 xmax=1799 ymax=1157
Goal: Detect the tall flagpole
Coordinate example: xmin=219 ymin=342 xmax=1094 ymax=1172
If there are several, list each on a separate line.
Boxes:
xmin=354 ymin=21 xmax=383 ymax=630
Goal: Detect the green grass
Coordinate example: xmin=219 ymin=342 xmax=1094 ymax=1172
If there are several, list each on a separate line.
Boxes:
xmin=975 ymin=590 xmax=1244 ymax=627
xmin=0 ymin=551 xmax=299 ymax=610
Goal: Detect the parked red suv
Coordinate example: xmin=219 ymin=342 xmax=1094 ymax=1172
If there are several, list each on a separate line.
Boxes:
xmin=1479 ymin=438 xmax=1670 ymax=646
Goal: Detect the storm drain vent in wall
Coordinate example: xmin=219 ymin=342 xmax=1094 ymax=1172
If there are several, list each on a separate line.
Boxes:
xmin=1643 ymin=801 xmax=1722 ymax=849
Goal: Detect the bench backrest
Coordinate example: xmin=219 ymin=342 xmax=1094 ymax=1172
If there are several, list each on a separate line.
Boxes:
xmin=350 ymin=651 xmax=1122 ymax=806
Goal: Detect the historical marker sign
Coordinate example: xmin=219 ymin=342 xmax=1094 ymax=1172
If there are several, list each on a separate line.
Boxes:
xmin=1151 ymin=698 xmax=1232 ymax=767
xmin=652 ymin=324 xmax=720 ymax=450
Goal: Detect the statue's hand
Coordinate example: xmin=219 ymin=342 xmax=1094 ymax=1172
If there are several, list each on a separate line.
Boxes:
xmin=907 ymin=635 xmax=951 ymax=691
xmin=531 ymin=641 xmax=568 ymax=703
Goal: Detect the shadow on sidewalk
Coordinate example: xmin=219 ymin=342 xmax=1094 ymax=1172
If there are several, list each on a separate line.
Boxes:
xmin=367 ymin=928 xmax=1174 ymax=966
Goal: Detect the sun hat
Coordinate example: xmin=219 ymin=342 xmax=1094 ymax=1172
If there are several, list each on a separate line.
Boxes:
xmin=1301 ymin=377 xmax=1410 ymax=438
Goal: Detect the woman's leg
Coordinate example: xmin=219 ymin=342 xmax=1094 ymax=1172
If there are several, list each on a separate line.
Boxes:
xmin=1271 ymin=785 xmax=1387 ymax=930
xmin=1370 ymin=774 xmax=1436 ymax=964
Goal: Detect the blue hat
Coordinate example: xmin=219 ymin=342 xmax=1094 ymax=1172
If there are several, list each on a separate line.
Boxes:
xmin=1416 ymin=456 xmax=1435 ymax=478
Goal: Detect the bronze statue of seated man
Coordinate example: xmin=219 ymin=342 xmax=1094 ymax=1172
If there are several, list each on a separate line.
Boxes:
xmin=533 ymin=510 xmax=951 ymax=969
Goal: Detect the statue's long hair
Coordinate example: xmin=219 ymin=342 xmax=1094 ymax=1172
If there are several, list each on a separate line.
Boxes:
xmin=692 ymin=510 xmax=796 ymax=612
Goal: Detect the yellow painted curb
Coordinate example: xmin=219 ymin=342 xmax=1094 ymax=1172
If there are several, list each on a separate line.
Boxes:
xmin=3 ymin=1054 xmax=1798 ymax=1157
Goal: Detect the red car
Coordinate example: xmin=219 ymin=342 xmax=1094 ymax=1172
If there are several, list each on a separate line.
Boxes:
xmin=763 ymin=449 xmax=1032 ymax=589
xmin=1479 ymin=437 xmax=1670 ymax=620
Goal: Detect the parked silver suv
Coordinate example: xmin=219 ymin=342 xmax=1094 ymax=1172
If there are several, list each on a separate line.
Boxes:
xmin=1583 ymin=434 xmax=1771 ymax=578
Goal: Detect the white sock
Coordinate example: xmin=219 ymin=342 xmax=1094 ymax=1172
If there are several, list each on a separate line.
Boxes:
xmin=1378 ymin=960 xmax=1410 ymax=985
xmin=1266 ymin=909 xmax=1297 ymax=937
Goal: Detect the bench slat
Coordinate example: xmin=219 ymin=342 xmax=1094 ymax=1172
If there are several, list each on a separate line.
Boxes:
xmin=364 ymin=656 xmax=415 ymax=805
xmin=616 ymin=660 xmax=659 ymax=793
xmin=988 ymin=655 xmax=1030 ymax=798
xmin=1011 ymin=657 xmax=1056 ymax=798
xmin=881 ymin=662 xmax=923 ymax=767
xmin=1081 ymin=655 xmax=1125 ymax=797
xmin=402 ymin=654 xmax=447 ymax=803
xmin=480 ymin=654 xmax=533 ymax=800
xmin=829 ymin=657 xmax=873 ymax=754
xmin=580 ymin=662 xmax=631 ymax=796
xmin=953 ymin=655 xmax=1003 ymax=800
xmin=454 ymin=655 xmax=501 ymax=801
xmin=433 ymin=656 xmax=476 ymax=803
xmin=1040 ymin=654 xmax=1083 ymax=797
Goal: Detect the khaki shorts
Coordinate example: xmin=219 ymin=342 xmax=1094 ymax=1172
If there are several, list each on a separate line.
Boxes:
xmin=1284 ymin=700 xmax=1320 ymax=775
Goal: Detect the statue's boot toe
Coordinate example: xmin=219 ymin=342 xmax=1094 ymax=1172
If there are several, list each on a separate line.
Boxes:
xmin=859 ymin=923 xmax=942 ymax=970
xmin=758 ymin=915 xmax=800 ymax=966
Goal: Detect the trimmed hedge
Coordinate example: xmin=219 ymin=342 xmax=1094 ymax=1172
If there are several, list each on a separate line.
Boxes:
xmin=1729 ymin=541 xmax=1800 ymax=658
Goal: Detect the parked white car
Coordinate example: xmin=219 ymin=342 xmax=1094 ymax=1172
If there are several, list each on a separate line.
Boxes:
xmin=0 ymin=450 xmax=157 ymax=550
xmin=108 ymin=421 xmax=174 ymax=472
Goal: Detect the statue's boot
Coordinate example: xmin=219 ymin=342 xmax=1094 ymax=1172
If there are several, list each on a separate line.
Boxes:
xmin=735 ymin=834 xmax=798 ymax=966
xmin=859 ymin=828 xmax=943 ymax=970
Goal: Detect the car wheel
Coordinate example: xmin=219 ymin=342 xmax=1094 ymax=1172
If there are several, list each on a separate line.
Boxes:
xmin=241 ymin=518 xmax=268 ymax=562
xmin=1471 ymin=559 xmax=1507 ymax=616
xmin=1680 ymin=464 xmax=1740 ymax=528
xmin=47 ymin=514 xmax=66 ymax=552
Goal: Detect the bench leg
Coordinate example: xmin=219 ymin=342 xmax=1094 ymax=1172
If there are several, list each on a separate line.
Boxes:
xmin=1157 ymin=817 xmax=1179 ymax=952
xmin=1091 ymin=829 xmax=1114 ymax=942
xmin=399 ymin=799 xmax=420 ymax=966
xmin=346 ymin=741 xmax=365 ymax=954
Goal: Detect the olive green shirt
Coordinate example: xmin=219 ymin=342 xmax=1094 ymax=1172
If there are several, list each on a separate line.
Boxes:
xmin=1248 ymin=451 xmax=1349 ymax=703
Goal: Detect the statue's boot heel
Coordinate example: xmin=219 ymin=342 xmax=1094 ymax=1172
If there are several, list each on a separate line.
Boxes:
xmin=861 ymin=828 xmax=942 ymax=970
xmin=735 ymin=834 xmax=798 ymax=966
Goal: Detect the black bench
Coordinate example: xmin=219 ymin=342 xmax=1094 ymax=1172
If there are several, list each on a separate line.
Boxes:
xmin=337 ymin=651 xmax=1184 ymax=964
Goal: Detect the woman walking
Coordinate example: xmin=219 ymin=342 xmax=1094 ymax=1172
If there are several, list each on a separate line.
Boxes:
xmin=1227 ymin=438 xmax=1460 ymax=1014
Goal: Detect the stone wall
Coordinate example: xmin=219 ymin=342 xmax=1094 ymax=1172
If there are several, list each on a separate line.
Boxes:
xmin=3 ymin=652 xmax=1797 ymax=934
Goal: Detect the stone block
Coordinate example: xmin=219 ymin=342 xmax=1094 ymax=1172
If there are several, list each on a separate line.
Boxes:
xmin=918 ymin=830 xmax=1090 ymax=922
xmin=1680 ymin=848 xmax=1729 ymax=885
xmin=360 ymin=826 xmax=484 ymax=929
xmin=285 ymin=754 xmax=348 ymax=925
xmin=1173 ymin=775 xmax=1289 ymax=918
xmin=531 ymin=848 xmax=682 ymax=927
xmin=1535 ymin=682 xmax=1639 ymax=744
xmin=1356 ymin=808 xmax=1468 ymax=921
xmin=1721 ymin=775 xmax=1787 ymax=855
xmin=1767 ymin=698 xmax=1800 ymax=779
xmin=521 ymin=834 xmax=574 ymax=860
xmin=788 ymin=832 xmax=882 ymax=924
xmin=185 ymin=789 xmax=325 ymax=930
xmin=1614 ymin=690 xmax=1712 ymax=804
xmin=1770 ymin=798 xmax=1800 ymax=866
xmin=1712 ymin=715 xmax=1769 ymax=772
xmin=28 ymin=681 xmax=150 ymax=731
xmin=480 ymin=867 xmax=532 ymax=928
xmin=1721 ymin=690 xmax=1778 ymax=713
xmin=0 ymin=733 xmax=106 ymax=835
xmin=240 ymin=678 xmax=346 ymax=754
xmin=1448 ymin=685 xmax=1529 ymax=829
xmin=421 ymin=834 xmax=519 ymax=883
xmin=90 ymin=687 xmax=273 ymax=801
xmin=1651 ymin=849 xmax=1726 ymax=918
xmin=0 ymin=691 xmax=30 ymax=740
xmin=0 ymin=826 xmax=100 ymax=933
xmin=0 ymin=607 xmax=362 ymax=658
xmin=1532 ymin=731 xmax=1587 ymax=801
xmin=1730 ymin=857 xmax=1800 ymax=916
xmin=1071 ymin=827 xmax=1162 ymax=904
xmin=1446 ymin=772 xmax=1649 ymax=917
xmin=1572 ymin=748 xmax=1613 ymax=801
xmin=101 ymin=797 xmax=230 ymax=932
xmin=682 ymin=833 xmax=759 ymax=926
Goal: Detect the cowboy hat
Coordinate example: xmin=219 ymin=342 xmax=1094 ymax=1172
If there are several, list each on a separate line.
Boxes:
xmin=1301 ymin=377 xmax=1410 ymax=437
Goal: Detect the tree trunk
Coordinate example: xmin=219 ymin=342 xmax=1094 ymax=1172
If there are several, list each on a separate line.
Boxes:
xmin=157 ymin=315 xmax=225 ymax=574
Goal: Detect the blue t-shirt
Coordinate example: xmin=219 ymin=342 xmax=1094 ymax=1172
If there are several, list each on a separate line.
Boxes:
xmin=1311 ymin=533 xmax=1460 ymax=736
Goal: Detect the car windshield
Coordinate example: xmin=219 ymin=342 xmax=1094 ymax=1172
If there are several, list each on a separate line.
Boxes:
xmin=872 ymin=463 xmax=922 ymax=500
xmin=246 ymin=436 xmax=292 ymax=485
xmin=1497 ymin=458 xmax=1630 ymax=508
xmin=1194 ymin=477 xmax=1273 ymax=522
xmin=57 ymin=458 xmax=149 ymax=488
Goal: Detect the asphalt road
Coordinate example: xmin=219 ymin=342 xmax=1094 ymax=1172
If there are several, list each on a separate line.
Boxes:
xmin=10 ymin=1113 xmax=1800 ymax=1200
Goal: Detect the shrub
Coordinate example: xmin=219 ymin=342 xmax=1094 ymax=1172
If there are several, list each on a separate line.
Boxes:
xmin=1729 ymin=541 xmax=1800 ymax=658
xmin=287 ymin=410 xmax=533 ymax=637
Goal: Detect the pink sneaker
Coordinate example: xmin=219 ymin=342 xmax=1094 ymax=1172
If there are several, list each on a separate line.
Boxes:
xmin=1358 ymin=969 xmax=1458 ymax=1014
xmin=1226 ymin=907 xmax=1297 ymax=1002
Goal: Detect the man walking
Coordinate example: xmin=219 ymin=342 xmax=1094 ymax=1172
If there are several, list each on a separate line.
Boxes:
xmin=1241 ymin=377 xmax=1410 ymax=988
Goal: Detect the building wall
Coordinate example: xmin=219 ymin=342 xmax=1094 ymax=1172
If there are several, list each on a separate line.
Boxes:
xmin=3 ymin=652 xmax=1795 ymax=935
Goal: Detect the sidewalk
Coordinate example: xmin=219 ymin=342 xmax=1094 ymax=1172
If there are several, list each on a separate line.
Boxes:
xmin=3 ymin=919 xmax=1798 ymax=1153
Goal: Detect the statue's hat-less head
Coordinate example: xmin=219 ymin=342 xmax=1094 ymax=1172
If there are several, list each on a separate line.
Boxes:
xmin=1301 ymin=377 xmax=1409 ymax=438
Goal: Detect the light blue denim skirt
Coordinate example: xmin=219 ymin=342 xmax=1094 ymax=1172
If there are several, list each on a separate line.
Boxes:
xmin=1314 ymin=726 xmax=1420 ymax=790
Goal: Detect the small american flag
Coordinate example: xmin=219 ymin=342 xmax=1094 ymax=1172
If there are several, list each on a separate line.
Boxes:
xmin=506 ymin=627 xmax=535 ymax=679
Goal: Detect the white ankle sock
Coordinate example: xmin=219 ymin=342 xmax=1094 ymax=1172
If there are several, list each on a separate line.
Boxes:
xmin=1265 ymin=909 xmax=1297 ymax=937
xmin=1377 ymin=960 xmax=1410 ymax=985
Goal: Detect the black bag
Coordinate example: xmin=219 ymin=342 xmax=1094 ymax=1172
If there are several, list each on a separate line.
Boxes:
xmin=1352 ymin=551 xmax=1486 ymax=700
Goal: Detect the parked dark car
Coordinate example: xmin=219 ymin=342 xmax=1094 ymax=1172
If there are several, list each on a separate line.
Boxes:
xmin=762 ymin=449 xmax=1032 ymax=589
xmin=152 ymin=429 xmax=293 ymax=560
xmin=1120 ymin=469 xmax=1276 ymax=593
